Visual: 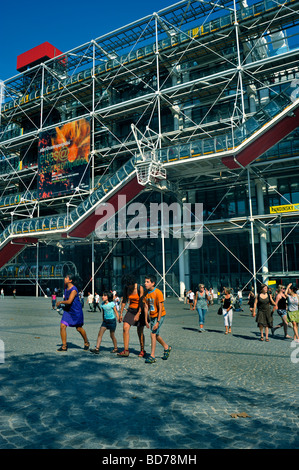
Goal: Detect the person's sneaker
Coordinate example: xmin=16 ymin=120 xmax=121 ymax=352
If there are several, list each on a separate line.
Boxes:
xmin=162 ymin=346 xmax=172 ymax=360
xmin=145 ymin=355 xmax=156 ymax=364
xmin=90 ymin=348 xmax=100 ymax=355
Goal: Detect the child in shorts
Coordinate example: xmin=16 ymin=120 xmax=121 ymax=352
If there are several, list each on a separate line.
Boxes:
xmin=90 ymin=292 xmax=120 ymax=354
xmin=144 ymin=274 xmax=171 ymax=364
xmin=51 ymin=292 xmax=57 ymax=310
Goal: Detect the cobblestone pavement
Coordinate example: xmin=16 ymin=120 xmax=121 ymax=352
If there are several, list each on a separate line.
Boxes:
xmin=0 ymin=296 xmax=298 ymax=450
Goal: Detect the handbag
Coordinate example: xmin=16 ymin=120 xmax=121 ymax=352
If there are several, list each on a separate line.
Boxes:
xmin=217 ymin=307 xmax=223 ymax=315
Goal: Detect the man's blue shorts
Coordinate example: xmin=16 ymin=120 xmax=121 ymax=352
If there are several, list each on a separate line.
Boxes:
xmin=150 ymin=315 xmax=165 ymax=335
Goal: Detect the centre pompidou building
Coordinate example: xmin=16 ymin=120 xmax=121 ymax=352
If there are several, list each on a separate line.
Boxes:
xmin=0 ymin=0 xmax=299 ymax=296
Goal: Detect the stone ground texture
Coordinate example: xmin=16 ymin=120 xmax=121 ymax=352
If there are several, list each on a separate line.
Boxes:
xmin=0 ymin=296 xmax=298 ymax=449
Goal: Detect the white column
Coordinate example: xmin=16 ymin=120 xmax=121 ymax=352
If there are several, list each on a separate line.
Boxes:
xmin=255 ymin=180 xmax=269 ymax=284
xmin=178 ymin=238 xmax=186 ymax=299
xmin=247 ymin=171 xmax=257 ymax=295
xmin=178 ymin=236 xmax=191 ymax=297
xmin=91 ymin=234 xmax=95 ymax=296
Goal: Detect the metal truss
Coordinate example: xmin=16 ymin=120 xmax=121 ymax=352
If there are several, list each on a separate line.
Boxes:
xmin=0 ymin=0 xmax=299 ymax=295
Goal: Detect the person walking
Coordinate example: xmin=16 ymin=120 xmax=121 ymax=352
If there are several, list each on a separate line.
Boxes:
xmin=209 ymin=288 xmax=214 ymax=306
xmin=237 ymin=288 xmax=243 ymax=311
xmin=193 ymin=284 xmax=210 ymax=332
xmin=93 ymin=292 xmax=101 ymax=312
xmin=253 ymin=284 xmax=276 ymax=341
xmin=271 ymin=285 xmax=292 ymax=339
xmin=188 ymin=289 xmax=194 ymax=310
xmin=79 ymin=290 xmax=84 ymax=309
xmin=56 ymin=273 xmax=90 ymax=352
xmin=51 ymin=291 xmax=57 ymax=310
xmin=87 ymin=292 xmax=94 ymax=311
xmin=222 ymin=288 xmax=234 ymax=334
xmin=285 ymin=284 xmax=299 ymax=342
xmin=118 ymin=274 xmax=146 ymax=357
xmin=144 ymin=274 xmax=171 ymax=364
xmin=90 ymin=292 xmax=120 ymax=354
xmin=113 ymin=292 xmax=121 ymax=313
xmin=248 ymin=288 xmax=255 ymax=315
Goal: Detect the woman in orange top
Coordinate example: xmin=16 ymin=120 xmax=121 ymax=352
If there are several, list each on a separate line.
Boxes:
xmin=118 ymin=274 xmax=146 ymax=357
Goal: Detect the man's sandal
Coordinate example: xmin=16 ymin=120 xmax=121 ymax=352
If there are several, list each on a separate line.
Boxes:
xmin=145 ymin=355 xmax=156 ymax=363
xmin=162 ymin=346 xmax=172 ymax=360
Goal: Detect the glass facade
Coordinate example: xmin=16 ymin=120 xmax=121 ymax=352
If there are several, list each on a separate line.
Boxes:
xmin=0 ymin=0 xmax=299 ymax=295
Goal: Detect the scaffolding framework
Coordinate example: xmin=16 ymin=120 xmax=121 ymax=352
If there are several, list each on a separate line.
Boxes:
xmin=0 ymin=0 xmax=299 ymax=295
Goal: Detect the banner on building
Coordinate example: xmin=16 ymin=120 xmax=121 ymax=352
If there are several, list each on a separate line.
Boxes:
xmin=270 ymin=203 xmax=299 ymax=214
xmin=38 ymin=118 xmax=90 ymax=199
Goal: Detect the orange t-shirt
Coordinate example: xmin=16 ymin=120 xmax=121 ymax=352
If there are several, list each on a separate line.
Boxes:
xmin=146 ymin=288 xmax=166 ymax=318
xmin=128 ymin=292 xmax=139 ymax=309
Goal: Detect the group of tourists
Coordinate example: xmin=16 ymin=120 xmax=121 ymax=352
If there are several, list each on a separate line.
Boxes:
xmin=56 ymin=273 xmax=171 ymax=364
xmin=191 ymin=282 xmax=299 ymax=342
xmin=55 ymin=271 xmax=298 ymax=361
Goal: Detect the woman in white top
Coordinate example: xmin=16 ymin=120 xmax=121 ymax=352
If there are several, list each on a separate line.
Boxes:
xmin=188 ymin=290 xmax=194 ymax=310
xmin=285 ymin=284 xmax=299 ymax=342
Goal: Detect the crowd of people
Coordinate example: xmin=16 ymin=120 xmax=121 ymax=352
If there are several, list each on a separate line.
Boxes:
xmin=185 ymin=283 xmax=299 ymax=342
xmin=53 ymin=274 xmax=298 ymax=360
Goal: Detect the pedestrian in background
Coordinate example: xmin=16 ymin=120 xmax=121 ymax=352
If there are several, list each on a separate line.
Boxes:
xmin=93 ymin=292 xmax=101 ymax=311
xmin=271 ymin=285 xmax=292 ymax=339
xmin=79 ymin=290 xmax=84 ymax=309
xmin=87 ymin=292 xmax=94 ymax=311
xmin=285 ymin=284 xmax=299 ymax=342
xmin=248 ymin=288 xmax=255 ymax=315
xmin=193 ymin=284 xmax=210 ymax=332
xmin=188 ymin=289 xmax=194 ymax=310
xmin=51 ymin=291 xmax=57 ymax=310
xmin=253 ymin=284 xmax=276 ymax=341
xmin=222 ymin=288 xmax=233 ymax=334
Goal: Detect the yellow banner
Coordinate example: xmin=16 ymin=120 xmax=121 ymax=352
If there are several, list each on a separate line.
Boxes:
xmin=270 ymin=203 xmax=299 ymax=214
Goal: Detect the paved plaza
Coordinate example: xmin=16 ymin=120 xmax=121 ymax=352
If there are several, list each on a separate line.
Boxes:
xmin=0 ymin=295 xmax=298 ymax=450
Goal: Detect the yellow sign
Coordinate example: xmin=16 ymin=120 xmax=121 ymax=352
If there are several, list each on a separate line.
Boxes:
xmin=270 ymin=203 xmax=299 ymax=214
xmin=268 ymin=280 xmax=276 ymax=285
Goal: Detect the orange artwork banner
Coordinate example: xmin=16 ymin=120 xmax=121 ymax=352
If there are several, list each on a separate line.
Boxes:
xmin=38 ymin=118 xmax=90 ymax=199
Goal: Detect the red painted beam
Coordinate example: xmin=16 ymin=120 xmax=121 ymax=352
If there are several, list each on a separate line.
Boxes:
xmin=222 ymin=107 xmax=299 ymax=169
xmin=68 ymin=176 xmax=144 ymax=238
xmin=0 ymin=238 xmax=38 ymax=269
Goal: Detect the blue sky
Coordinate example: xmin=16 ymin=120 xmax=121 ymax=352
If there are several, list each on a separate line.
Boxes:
xmin=0 ymin=0 xmax=173 ymax=80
